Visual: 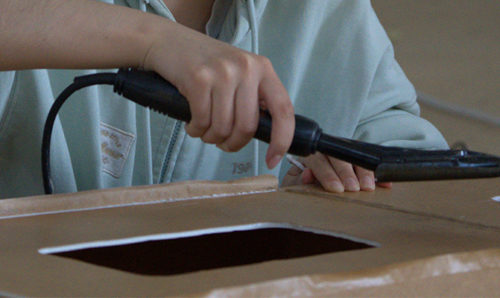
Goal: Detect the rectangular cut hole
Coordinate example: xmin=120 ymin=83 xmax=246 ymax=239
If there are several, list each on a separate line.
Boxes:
xmin=46 ymin=225 xmax=375 ymax=276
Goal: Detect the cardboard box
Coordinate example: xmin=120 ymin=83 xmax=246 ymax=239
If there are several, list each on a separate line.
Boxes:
xmin=1 ymin=175 xmax=499 ymax=296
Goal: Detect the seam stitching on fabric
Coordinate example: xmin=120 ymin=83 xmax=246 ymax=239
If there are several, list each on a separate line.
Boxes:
xmin=0 ymin=72 xmax=19 ymax=143
xmin=152 ymin=118 xmax=170 ymax=183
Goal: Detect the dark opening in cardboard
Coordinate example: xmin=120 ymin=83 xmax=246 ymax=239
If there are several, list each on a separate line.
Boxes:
xmin=47 ymin=226 xmax=375 ymax=276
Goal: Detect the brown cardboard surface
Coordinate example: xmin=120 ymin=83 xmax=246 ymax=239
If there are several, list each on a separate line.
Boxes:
xmin=0 ymin=174 xmax=277 ymax=218
xmin=199 ymin=248 xmax=500 ymax=297
xmin=286 ymin=177 xmax=500 ymax=229
xmin=1 ymin=176 xmax=500 ymax=296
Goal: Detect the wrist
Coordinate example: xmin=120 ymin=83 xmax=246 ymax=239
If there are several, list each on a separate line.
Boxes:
xmin=139 ymin=16 xmax=196 ymax=73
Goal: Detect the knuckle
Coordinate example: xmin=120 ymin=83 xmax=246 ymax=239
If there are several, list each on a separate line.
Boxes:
xmin=185 ymin=125 xmax=203 ymax=138
xmin=238 ymin=120 xmax=258 ymax=136
xmin=185 ymin=126 xmax=195 ymax=137
xmin=191 ymin=118 xmax=210 ymax=133
xmin=258 ymin=56 xmax=273 ymax=70
xmin=192 ymin=67 xmax=213 ymax=87
xmin=235 ymin=53 xmax=254 ymax=72
xmin=217 ymin=59 xmax=237 ymax=81
xmin=224 ymin=141 xmax=244 ymax=152
xmin=214 ymin=126 xmax=232 ymax=140
xmin=201 ymin=135 xmax=217 ymax=144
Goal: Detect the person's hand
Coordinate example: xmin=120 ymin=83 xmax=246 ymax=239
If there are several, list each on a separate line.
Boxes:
xmin=282 ymin=153 xmax=392 ymax=192
xmin=142 ymin=21 xmax=295 ymax=169
xmin=1 ymin=2 xmax=294 ymax=169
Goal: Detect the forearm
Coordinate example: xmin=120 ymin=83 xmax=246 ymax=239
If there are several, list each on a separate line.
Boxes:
xmin=0 ymin=0 xmax=296 ymax=168
xmin=0 ymin=0 xmax=169 ymax=70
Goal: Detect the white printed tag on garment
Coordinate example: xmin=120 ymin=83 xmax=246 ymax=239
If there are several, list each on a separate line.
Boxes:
xmin=100 ymin=122 xmax=135 ymax=178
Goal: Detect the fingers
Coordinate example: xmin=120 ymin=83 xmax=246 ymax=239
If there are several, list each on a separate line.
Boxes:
xmin=258 ymin=58 xmax=295 ymax=169
xmin=377 ymin=181 xmax=393 ymax=189
xmin=184 ymin=56 xmax=260 ymax=150
xmin=302 ymin=153 xmax=344 ymax=193
xmin=217 ymin=79 xmax=260 ymax=152
xmin=144 ymin=23 xmax=294 ymax=160
xmin=178 ymin=49 xmax=293 ymax=164
xmin=354 ymin=166 xmax=376 ymax=191
xmin=282 ymin=164 xmax=303 ymax=187
xmin=200 ymin=81 xmax=236 ymax=145
xmin=354 ymin=165 xmax=391 ymax=190
xmin=285 ymin=154 xmax=386 ymax=193
xmin=184 ymin=68 xmax=212 ymax=138
xmin=283 ymin=155 xmax=316 ymax=187
xmin=286 ymin=163 xmax=303 ymax=176
xmin=326 ymin=157 xmax=360 ymax=192
xmin=301 ymin=168 xmax=316 ymax=184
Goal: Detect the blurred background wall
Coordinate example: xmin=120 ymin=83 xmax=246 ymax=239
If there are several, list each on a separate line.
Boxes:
xmin=372 ymin=0 xmax=499 ymax=155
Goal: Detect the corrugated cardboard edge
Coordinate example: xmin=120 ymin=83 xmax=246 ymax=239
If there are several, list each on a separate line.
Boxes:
xmin=195 ymin=248 xmax=500 ymax=297
xmin=0 ymin=175 xmax=278 ymax=218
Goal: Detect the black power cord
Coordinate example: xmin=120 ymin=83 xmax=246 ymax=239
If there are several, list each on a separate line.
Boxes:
xmin=42 ymin=69 xmax=321 ymax=194
xmin=43 ymin=69 xmax=500 ymax=195
xmin=42 ymin=73 xmax=116 ymax=194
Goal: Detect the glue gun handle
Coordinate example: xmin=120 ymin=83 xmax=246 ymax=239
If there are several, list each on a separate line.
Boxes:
xmin=114 ymin=68 xmax=322 ymax=157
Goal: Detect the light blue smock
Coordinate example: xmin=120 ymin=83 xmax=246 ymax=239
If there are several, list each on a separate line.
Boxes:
xmin=0 ymin=0 xmax=448 ymax=199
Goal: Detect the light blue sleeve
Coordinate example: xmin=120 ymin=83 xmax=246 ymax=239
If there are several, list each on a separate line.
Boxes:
xmin=353 ymin=45 xmax=449 ymax=149
xmin=276 ymin=0 xmax=448 ymax=181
